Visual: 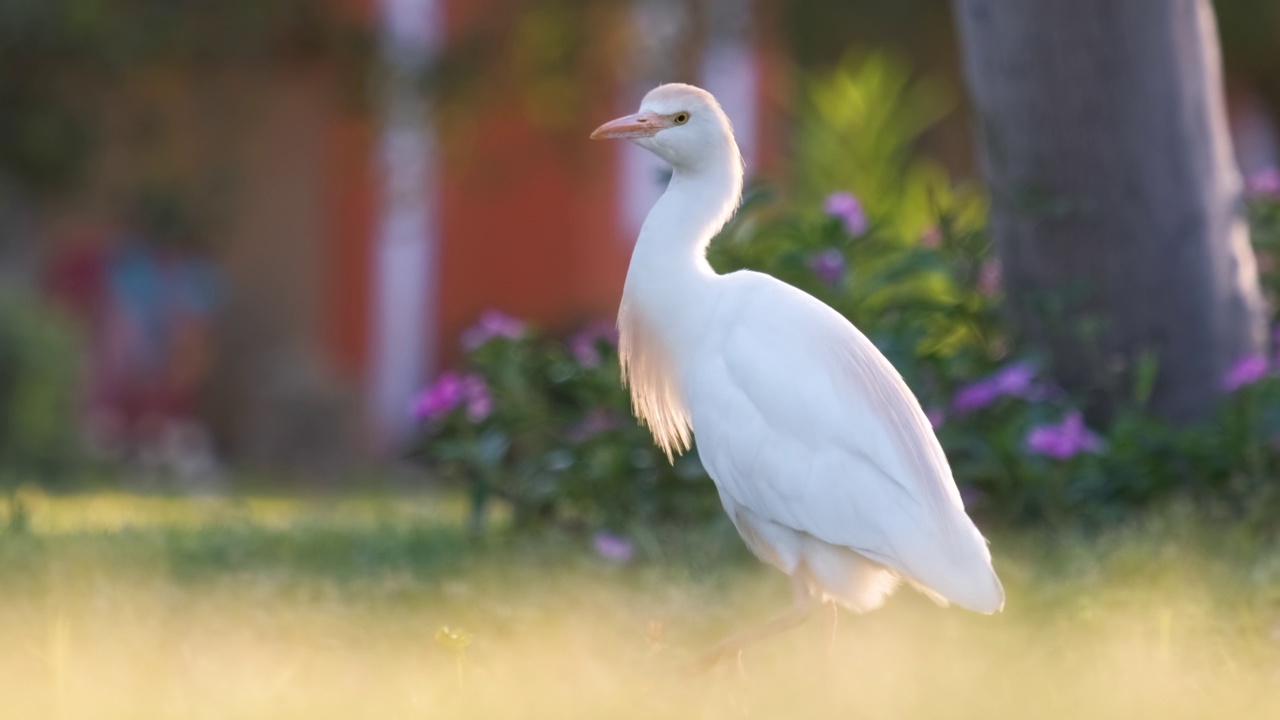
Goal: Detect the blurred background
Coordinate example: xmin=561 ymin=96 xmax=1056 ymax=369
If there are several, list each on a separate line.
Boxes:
xmin=5 ymin=0 xmax=1280 ymax=525
xmin=5 ymin=0 xmax=1280 ymax=495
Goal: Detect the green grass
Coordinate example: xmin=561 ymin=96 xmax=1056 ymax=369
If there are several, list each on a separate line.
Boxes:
xmin=2 ymin=489 xmax=1279 ymax=719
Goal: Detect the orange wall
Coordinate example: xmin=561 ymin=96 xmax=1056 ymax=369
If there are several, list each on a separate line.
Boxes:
xmin=324 ymin=115 xmax=376 ymax=382
xmin=436 ymin=101 xmax=631 ymax=363
xmin=323 ymin=0 xmax=778 ymax=381
xmin=436 ymin=0 xmax=631 ymax=365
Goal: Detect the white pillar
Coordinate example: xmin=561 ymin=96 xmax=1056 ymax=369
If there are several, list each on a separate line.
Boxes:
xmin=699 ymin=14 xmax=757 ymax=174
xmin=370 ymin=0 xmax=441 ymax=446
xmin=618 ymin=0 xmax=683 ymax=240
xmin=617 ymin=0 xmax=758 ymax=241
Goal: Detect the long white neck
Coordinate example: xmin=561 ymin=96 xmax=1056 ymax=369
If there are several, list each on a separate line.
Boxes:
xmin=621 ymin=146 xmax=744 ymax=351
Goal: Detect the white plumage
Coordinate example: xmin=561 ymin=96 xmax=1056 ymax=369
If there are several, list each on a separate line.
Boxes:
xmin=689 ymin=275 xmax=1002 ymax=613
xmin=592 ymin=83 xmax=1002 ymax=662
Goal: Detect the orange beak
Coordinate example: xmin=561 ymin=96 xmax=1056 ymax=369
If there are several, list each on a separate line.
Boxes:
xmin=590 ymin=111 xmax=666 ymax=140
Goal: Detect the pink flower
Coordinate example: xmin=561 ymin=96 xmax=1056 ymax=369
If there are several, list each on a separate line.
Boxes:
xmin=411 ymin=372 xmax=466 ymax=421
xmin=411 ymin=372 xmax=492 ymax=422
xmin=823 ymin=192 xmax=868 ymax=236
xmin=593 ymin=532 xmax=634 ymax=563
xmin=1246 ymin=167 xmax=1280 ymax=198
xmin=977 ymin=258 xmax=1001 ymax=296
xmin=808 ymin=248 xmax=846 ymax=285
xmin=1222 ymin=353 xmax=1269 ymax=392
xmin=953 ymin=362 xmax=1038 ymax=413
xmin=1025 ymin=411 xmax=1103 ymax=460
xmin=461 ymin=374 xmax=493 ymax=421
xmin=569 ymin=319 xmax=619 ymax=368
xmin=461 ymin=310 xmax=526 ymax=350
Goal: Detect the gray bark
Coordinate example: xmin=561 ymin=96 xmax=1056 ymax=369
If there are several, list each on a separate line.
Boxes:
xmin=951 ymin=0 xmax=1266 ymax=422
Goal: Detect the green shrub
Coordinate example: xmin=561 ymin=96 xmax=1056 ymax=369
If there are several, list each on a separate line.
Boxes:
xmin=0 ymin=292 xmax=81 ymax=504
xmin=409 ymin=315 xmax=718 ymax=535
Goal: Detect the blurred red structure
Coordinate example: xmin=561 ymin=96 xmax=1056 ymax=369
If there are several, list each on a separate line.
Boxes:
xmin=26 ymin=0 xmax=1276 ymax=471
xmin=34 ymin=0 xmax=785 ymax=468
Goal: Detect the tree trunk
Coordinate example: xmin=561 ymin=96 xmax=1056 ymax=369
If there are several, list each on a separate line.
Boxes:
xmin=951 ymin=0 xmax=1266 ymax=422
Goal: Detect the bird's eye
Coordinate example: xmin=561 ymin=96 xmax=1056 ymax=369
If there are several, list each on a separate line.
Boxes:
xmin=673 ymin=112 xmax=690 ymax=125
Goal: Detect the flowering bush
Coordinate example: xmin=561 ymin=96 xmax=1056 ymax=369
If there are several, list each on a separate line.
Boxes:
xmin=412 ymin=56 xmax=1280 ymax=545
xmin=409 ymin=311 xmax=718 ymax=535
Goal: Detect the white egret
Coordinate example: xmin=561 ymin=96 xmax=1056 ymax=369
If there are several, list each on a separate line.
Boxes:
xmin=591 ymin=84 xmax=1004 ymax=668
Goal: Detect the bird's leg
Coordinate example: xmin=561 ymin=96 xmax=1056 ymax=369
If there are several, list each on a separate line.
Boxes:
xmin=686 ymin=573 xmax=816 ymax=674
xmin=828 ymin=600 xmax=839 ymax=656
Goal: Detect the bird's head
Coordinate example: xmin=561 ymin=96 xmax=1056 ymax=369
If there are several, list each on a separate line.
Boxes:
xmin=591 ymin=83 xmax=740 ymax=174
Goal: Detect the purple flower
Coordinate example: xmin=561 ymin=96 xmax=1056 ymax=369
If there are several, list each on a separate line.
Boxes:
xmin=461 ymin=310 xmax=526 ymax=350
xmin=569 ymin=319 xmax=619 ymax=368
xmin=1246 ymin=167 xmax=1280 ymax=199
xmin=411 ymin=371 xmax=492 ymax=423
xmin=1222 ymin=353 xmax=1269 ymax=393
xmin=808 ymin=248 xmax=846 ymax=285
xmin=593 ymin=532 xmax=634 ymax=563
xmin=925 ymin=407 xmax=946 ymax=429
xmin=823 ymin=192 xmax=868 ymax=236
xmin=952 ymin=362 xmax=1037 ymax=413
xmin=1025 ymin=411 xmax=1103 ymax=460
xmin=461 ymin=374 xmax=493 ymax=421
xmin=411 ymin=372 xmax=466 ymax=421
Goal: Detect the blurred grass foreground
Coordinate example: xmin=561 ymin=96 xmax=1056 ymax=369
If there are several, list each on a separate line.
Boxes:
xmin=2 ymin=490 xmax=1279 ymax=719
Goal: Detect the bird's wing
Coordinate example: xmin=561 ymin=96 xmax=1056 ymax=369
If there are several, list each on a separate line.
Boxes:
xmin=688 ymin=272 xmax=1002 ymax=612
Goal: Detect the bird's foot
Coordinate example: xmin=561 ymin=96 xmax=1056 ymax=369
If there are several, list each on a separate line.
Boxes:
xmin=682 ymin=643 xmax=744 ymax=676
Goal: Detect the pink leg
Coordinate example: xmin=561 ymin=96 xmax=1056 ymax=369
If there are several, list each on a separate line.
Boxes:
xmin=828 ymin=600 xmax=839 ymax=656
xmin=686 ymin=573 xmax=816 ymax=673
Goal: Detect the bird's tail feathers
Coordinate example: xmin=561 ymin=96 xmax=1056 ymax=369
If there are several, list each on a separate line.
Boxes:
xmin=803 ymin=537 xmax=902 ymax=613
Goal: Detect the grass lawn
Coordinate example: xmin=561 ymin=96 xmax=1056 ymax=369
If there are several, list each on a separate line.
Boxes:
xmin=2 ymin=489 xmax=1279 ymax=719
